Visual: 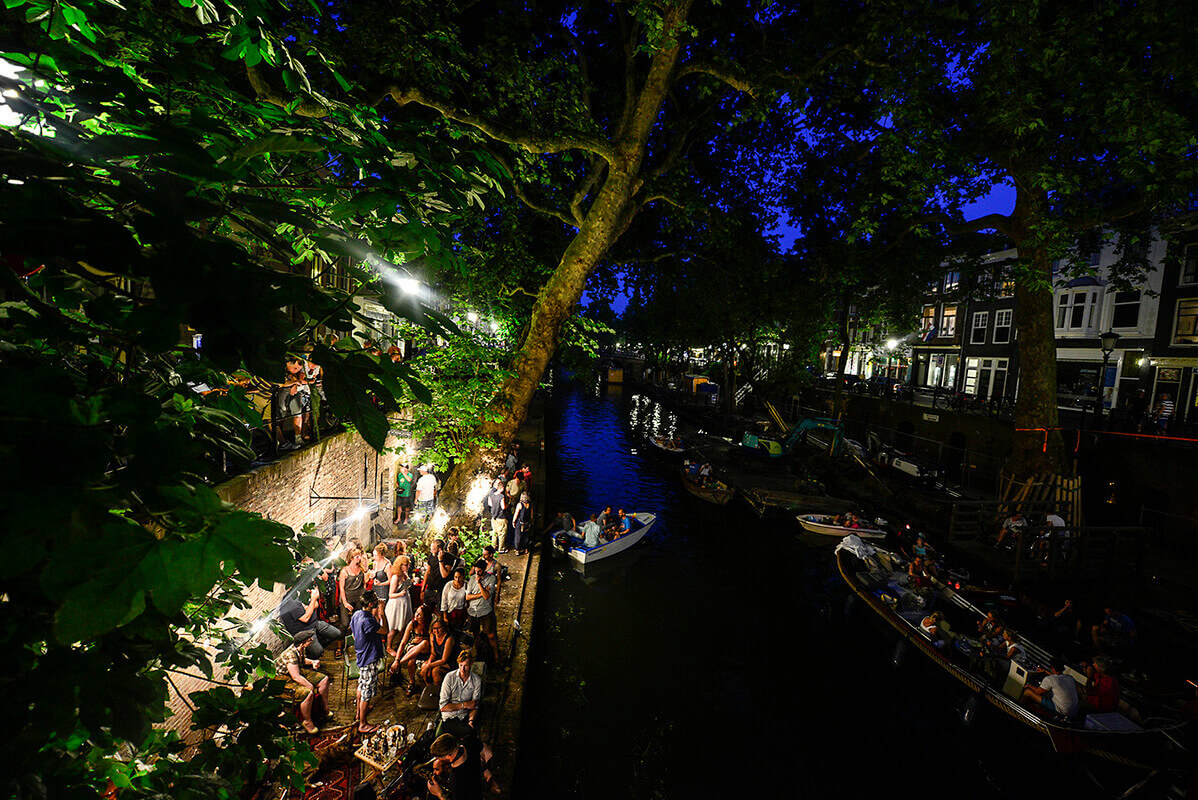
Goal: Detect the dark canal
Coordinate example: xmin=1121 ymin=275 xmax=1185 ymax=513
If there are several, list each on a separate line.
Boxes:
xmin=512 ymin=384 xmax=1128 ymax=798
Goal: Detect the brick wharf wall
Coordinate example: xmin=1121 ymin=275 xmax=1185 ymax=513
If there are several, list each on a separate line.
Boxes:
xmin=160 ymin=426 xmax=409 ymax=745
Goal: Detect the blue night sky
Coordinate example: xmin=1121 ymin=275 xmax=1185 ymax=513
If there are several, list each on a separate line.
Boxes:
xmin=590 ymin=181 xmax=1017 ymax=316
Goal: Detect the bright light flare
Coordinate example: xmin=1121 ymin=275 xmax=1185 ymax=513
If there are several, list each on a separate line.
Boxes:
xmin=466 ymin=311 xmax=478 ymax=323
xmin=886 ymin=338 xmax=899 ymax=350
xmin=398 ymin=277 xmax=420 ymax=294
xmin=464 ymin=474 xmax=492 ymax=515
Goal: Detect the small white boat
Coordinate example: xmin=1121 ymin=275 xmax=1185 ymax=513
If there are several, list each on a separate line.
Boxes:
xmin=797 ymin=513 xmax=887 ymax=540
xmin=555 ymin=512 xmax=657 ymax=564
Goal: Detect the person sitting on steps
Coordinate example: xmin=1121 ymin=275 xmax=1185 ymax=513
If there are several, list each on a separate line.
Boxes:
xmin=273 ymin=630 xmax=331 ymax=735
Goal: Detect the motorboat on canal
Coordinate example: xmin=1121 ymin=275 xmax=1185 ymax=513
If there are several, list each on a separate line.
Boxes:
xmin=835 ymin=535 xmax=1191 ymax=772
xmin=646 ymin=435 xmax=688 ymax=459
xmin=680 ymin=467 xmax=735 ymax=505
xmin=797 ymin=513 xmax=886 ymax=540
xmin=553 ymin=512 xmax=657 ymax=565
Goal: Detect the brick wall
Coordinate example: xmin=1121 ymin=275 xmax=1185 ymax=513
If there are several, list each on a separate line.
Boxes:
xmin=161 ymin=426 xmax=411 ymax=745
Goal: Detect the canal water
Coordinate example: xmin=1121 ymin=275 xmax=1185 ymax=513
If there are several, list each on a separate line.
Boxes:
xmin=513 ymin=384 xmax=1106 ymax=798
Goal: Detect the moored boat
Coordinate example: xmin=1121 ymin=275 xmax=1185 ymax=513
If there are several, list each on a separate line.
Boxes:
xmin=553 ymin=512 xmax=657 ymax=565
xmin=835 ymin=535 xmax=1191 ymax=774
xmin=680 ymin=467 xmax=735 ymax=505
xmin=797 ymin=513 xmax=887 ymax=540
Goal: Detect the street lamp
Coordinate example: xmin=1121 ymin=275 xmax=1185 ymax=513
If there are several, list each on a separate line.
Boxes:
xmin=1095 ymin=329 xmax=1120 ymax=426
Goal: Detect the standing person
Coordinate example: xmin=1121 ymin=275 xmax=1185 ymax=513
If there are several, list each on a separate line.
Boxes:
xmin=350 ymin=594 xmax=389 ymax=734
xmin=415 ymin=465 xmax=438 ymax=521
xmin=995 ymin=511 xmax=1027 ymax=549
xmin=1150 ymin=393 xmax=1174 ymax=434
xmin=337 ymin=549 xmax=368 ymax=639
xmin=1128 ymin=389 xmax=1149 ymax=432
xmin=504 ymin=446 xmax=518 ymax=474
xmin=394 ymin=463 xmax=414 ymax=525
xmin=384 ymin=555 xmax=413 ymax=659
xmin=505 ymin=470 xmax=525 ymax=506
xmin=423 ymin=539 xmax=453 ymax=615
xmin=465 ymin=558 xmax=500 ymax=665
xmin=512 ymin=492 xmax=533 ymax=556
xmin=277 ymin=357 xmax=311 ymax=450
xmin=441 ymin=567 xmax=469 ymax=629
xmin=484 ymin=478 xmax=508 ymax=553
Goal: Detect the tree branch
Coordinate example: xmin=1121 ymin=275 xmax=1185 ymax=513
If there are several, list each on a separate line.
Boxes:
xmin=482 ymin=145 xmax=580 ymax=228
xmin=676 ymin=60 xmax=758 ymax=97
xmin=245 ymin=64 xmax=330 ymax=119
xmin=382 ymin=86 xmax=617 ymax=164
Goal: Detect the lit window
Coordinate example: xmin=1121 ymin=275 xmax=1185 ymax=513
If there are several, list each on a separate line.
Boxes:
xmin=941 ymin=305 xmax=957 ymax=337
xmin=970 ymin=311 xmax=989 ymax=345
xmin=921 ymin=305 xmax=936 ymax=332
xmin=944 ymin=271 xmax=960 ymax=293
xmin=1174 ymin=298 xmax=1198 ymax=345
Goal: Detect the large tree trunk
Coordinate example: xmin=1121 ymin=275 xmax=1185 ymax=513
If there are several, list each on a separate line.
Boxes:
xmin=1007 ymin=187 xmax=1071 ymax=480
xmin=433 ymin=11 xmax=689 ymax=533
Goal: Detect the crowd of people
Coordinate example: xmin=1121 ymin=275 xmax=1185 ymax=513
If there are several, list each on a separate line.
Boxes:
xmin=271 ymin=444 xmax=537 ymax=796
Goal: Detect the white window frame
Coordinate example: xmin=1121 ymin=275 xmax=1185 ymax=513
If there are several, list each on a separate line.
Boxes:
xmin=1110 ymin=291 xmax=1141 ymax=330
xmin=1056 ymin=290 xmax=1099 ymax=332
xmin=993 ymin=309 xmax=1013 ymax=344
xmin=970 ymin=311 xmax=989 ymax=345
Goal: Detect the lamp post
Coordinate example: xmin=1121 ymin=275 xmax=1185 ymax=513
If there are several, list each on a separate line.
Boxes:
xmin=1095 ymin=330 xmax=1120 ymax=427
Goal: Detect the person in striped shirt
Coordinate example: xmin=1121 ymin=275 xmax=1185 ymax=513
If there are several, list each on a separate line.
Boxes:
xmin=1151 ymin=393 xmax=1174 ymax=433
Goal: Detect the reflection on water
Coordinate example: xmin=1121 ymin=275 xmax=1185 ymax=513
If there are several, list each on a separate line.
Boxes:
xmin=514 ymin=385 xmax=1112 ymax=799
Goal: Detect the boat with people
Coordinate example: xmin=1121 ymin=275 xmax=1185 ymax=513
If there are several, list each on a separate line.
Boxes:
xmin=797 ymin=513 xmax=887 ymax=540
xmin=680 ymin=466 xmax=735 ymax=505
xmin=835 ymin=534 xmax=1191 ymax=775
xmin=647 ymin=435 xmax=687 ymax=459
xmin=553 ymin=512 xmax=657 ymax=565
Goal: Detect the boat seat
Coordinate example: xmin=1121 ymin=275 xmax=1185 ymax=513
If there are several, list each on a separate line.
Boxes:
xmin=1001 ymin=659 xmax=1030 ymax=699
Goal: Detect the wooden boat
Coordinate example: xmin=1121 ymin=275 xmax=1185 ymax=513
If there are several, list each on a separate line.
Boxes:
xmin=797 ymin=513 xmax=887 ymax=540
xmin=835 ymin=535 xmax=1191 ymax=772
xmin=646 ymin=435 xmax=687 ymax=459
xmin=680 ymin=467 xmax=735 ymax=505
xmin=554 ymin=513 xmax=657 ymax=565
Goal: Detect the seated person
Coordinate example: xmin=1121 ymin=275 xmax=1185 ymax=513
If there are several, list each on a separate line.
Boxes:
xmin=919 ymin=611 xmax=955 ymax=649
xmin=977 ymin=611 xmax=1001 ymax=638
xmin=1001 ymin=629 xmax=1027 ymax=664
xmin=426 ymin=732 xmax=501 ymax=799
xmin=573 ymin=513 xmax=603 ymax=548
xmin=439 ymin=650 xmax=483 ymax=739
xmin=606 ymin=509 xmax=631 ymax=538
xmin=1020 ymin=658 xmax=1080 ymax=719
xmin=907 ymin=556 xmax=931 ymax=589
xmin=911 ymin=537 xmax=933 ymax=559
xmin=1082 ymin=656 xmax=1120 ymax=713
xmin=274 ymin=631 xmax=331 ymax=734
xmin=1091 ymin=607 xmax=1137 ymax=651
xmin=995 ymin=511 xmax=1027 ymax=548
xmin=596 ymin=505 xmax=613 ymax=530
xmin=277 ymin=585 xmax=342 ymax=660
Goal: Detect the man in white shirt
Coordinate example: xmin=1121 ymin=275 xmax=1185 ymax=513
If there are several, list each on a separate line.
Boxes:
xmin=415 ymin=465 xmax=438 ymax=520
xmin=439 ymin=650 xmax=482 ymax=737
xmin=1020 ymin=659 xmax=1079 ymax=718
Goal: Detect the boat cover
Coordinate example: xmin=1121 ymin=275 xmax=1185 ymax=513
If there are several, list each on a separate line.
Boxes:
xmin=834 ymin=534 xmax=877 ymax=560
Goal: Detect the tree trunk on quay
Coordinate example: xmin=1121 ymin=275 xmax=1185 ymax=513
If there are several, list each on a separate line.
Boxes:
xmin=431 ymin=9 xmax=690 ymax=535
xmin=1007 ymin=189 xmax=1071 ymax=483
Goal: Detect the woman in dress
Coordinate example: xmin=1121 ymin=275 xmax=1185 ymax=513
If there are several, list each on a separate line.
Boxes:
xmin=385 ymin=554 xmax=413 ymax=657
xmin=512 ymin=492 xmax=533 ymax=555
xmin=394 ymin=604 xmax=431 ymax=692
xmin=420 ymin=617 xmax=457 ymax=689
xmin=337 ymin=548 xmax=367 ymax=636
